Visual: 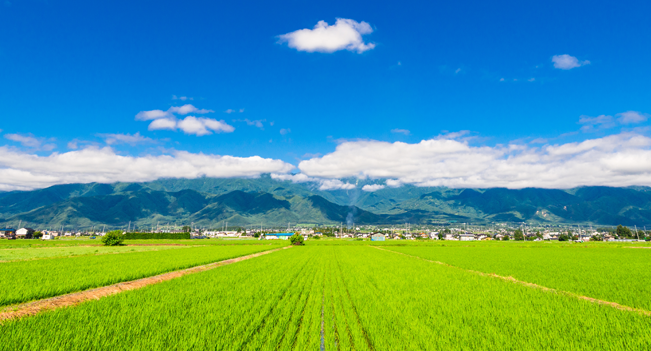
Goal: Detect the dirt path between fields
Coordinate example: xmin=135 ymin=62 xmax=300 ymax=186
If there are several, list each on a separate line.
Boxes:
xmin=0 ymin=246 xmax=292 ymax=322
xmin=373 ymin=246 xmax=651 ymax=317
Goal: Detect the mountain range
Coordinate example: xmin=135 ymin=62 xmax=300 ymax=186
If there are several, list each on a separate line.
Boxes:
xmin=1 ymin=175 xmax=651 ymax=228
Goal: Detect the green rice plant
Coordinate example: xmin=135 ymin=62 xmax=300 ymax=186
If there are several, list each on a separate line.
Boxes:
xmin=0 ymin=244 xmax=284 ymax=307
xmin=385 ymin=244 xmax=651 ymax=311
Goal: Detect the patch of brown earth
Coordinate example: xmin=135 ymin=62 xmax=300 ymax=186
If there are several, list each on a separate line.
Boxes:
xmin=373 ymin=246 xmax=651 ymax=316
xmin=0 ymin=246 xmax=291 ymax=322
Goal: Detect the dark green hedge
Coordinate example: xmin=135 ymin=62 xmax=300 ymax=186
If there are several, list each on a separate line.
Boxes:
xmin=123 ymin=232 xmax=191 ymax=240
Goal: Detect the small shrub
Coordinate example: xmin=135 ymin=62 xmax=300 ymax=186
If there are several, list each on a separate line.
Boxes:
xmin=102 ymin=230 xmax=124 ymax=246
xmin=290 ymin=233 xmax=304 ymax=246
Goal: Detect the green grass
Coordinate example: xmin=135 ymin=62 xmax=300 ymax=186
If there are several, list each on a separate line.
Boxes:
xmin=1 ymin=245 xmax=650 ymax=350
xmin=0 ymin=245 xmax=184 ymax=262
xmin=0 ymin=243 xmax=284 ymax=307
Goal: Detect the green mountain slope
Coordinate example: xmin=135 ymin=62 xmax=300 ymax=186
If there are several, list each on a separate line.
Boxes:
xmin=2 ymin=178 xmax=651 ymax=228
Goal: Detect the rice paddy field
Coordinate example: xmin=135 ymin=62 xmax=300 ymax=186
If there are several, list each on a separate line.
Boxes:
xmin=1 ymin=239 xmax=650 ymax=350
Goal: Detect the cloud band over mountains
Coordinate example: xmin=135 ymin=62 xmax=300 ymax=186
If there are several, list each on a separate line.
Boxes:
xmin=3 ymin=132 xmax=651 ymax=191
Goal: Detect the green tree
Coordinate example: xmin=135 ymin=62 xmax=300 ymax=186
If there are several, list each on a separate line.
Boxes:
xmin=535 ymin=231 xmax=543 ymax=239
xmin=514 ymin=229 xmax=524 ymax=241
xmin=558 ymin=233 xmax=570 ymax=241
xmin=616 ymin=225 xmax=633 ymax=238
xmin=102 ymin=230 xmax=124 ymax=246
xmin=289 ymin=233 xmax=304 ymax=246
xmin=33 ymin=231 xmax=43 ymax=239
xmin=182 ymin=225 xmax=192 ymax=233
xmin=502 ymin=235 xmax=510 ymax=241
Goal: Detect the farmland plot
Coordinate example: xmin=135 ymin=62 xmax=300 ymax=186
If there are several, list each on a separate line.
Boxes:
xmin=385 ymin=244 xmax=651 ymax=311
xmin=0 ymin=243 xmax=283 ymax=307
xmin=2 ymin=245 xmax=650 ymax=350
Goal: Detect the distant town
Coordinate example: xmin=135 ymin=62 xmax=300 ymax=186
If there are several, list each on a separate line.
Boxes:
xmin=2 ymin=222 xmax=648 ymax=242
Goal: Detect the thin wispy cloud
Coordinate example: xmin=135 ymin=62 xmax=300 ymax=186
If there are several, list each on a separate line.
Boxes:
xmin=235 ymin=119 xmax=265 ymax=129
xmin=579 ymin=111 xmax=648 ymax=132
xmin=98 ymin=132 xmax=155 ymax=146
xmin=271 ymin=173 xmax=355 ymax=190
xmin=552 ymin=54 xmax=590 ymax=70
xmin=391 ymin=128 xmax=410 ymax=135
xmin=278 ymin=18 xmax=375 ymax=53
xmin=280 ymin=128 xmax=291 ymax=135
xmin=172 ymin=95 xmax=193 ymax=101
xmin=4 ymin=133 xmax=56 ymax=151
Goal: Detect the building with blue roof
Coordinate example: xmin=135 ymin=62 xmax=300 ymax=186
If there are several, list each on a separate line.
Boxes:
xmin=264 ymin=233 xmax=294 ymax=240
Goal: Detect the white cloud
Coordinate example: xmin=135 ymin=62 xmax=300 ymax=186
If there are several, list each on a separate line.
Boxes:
xmin=0 ymin=146 xmax=294 ymax=191
xmin=270 ymin=173 xmax=355 ymax=190
xmin=578 ymin=114 xmax=616 ymax=132
xmin=137 ymin=105 xmax=232 ymax=136
xmin=617 ymin=111 xmax=648 ymax=124
xmin=168 ymin=104 xmax=213 ymax=115
xmin=5 ymin=133 xmax=56 ymax=151
xmin=148 ymin=118 xmax=178 ymax=131
xmin=172 ymin=95 xmax=193 ymax=101
xmin=391 ymin=128 xmax=410 ymax=135
xmin=135 ymin=104 xmax=213 ymax=121
xmin=135 ymin=109 xmax=169 ymax=121
xmin=552 ymin=54 xmax=590 ymax=70
xmin=235 ymin=119 xmax=265 ymax=129
xmin=67 ymin=141 xmax=79 ymax=150
xmin=98 ymin=132 xmax=155 ymax=146
xmin=362 ymin=184 xmax=385 ymax=192
xmin=385 ymin=179 xmax=402 ymax=187
xmin=297 ymin=132 xmax=651 ymax=189
xmin=579 ymin=111 xmax=649 ymax=132
xmin=177 ymin=117 xmax=234 ymax=136
xmin=278 ymin=18 xmax=376 ymax=53
xmin=280 ymin=128 xmax=291 ymax=135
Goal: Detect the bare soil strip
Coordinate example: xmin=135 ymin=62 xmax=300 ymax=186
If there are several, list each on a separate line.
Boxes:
xmin=373 ymin=246 xmax=651 ymax=317
xmin=0 ymin=246 xmax=291 ymax=322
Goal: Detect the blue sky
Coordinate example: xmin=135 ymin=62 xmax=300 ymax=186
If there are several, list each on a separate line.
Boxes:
xmin=1 ymin=0 xmax=651 ymax=191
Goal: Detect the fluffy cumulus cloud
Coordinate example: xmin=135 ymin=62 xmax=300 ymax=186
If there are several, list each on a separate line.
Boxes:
xmin=270 ymin=173 xmax=355 ymax=190
xmin=175 ymin=117 xmax=235 ymax=136
xmin=0 ymin=147 xmax=294 ymax=191
xmin=552 ymin=54 xmax=590 ymax=70
xmin=297 ymin=132 xmax=651 ymax=189
xmin=362 ymin=184 xmax=385 ymax=192
xmin=137 ymin=104 xmax=234 ymax=136
xmin=278 ymin=18 xmax=375 ymax=53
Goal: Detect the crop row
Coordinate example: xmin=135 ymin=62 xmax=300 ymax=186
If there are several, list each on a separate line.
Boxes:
xmin=0 ymin=243 xmax=284 ymax=307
